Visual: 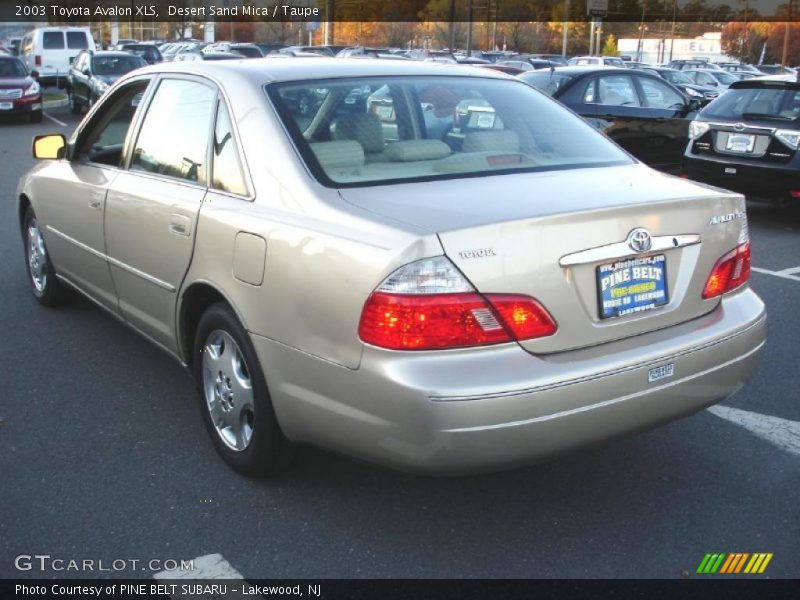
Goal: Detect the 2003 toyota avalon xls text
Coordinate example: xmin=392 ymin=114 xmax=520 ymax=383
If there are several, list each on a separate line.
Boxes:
xmin=17 ymin=59 xmax=766 ymax=475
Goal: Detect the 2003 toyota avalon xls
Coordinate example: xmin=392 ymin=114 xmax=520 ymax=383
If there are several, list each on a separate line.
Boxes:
xmin=17 ymin=59 xmax=766 ymax=475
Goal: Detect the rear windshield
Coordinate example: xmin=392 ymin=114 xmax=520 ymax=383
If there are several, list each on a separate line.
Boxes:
xmin=702 ymin=86 xmax=800 ymax=122
xmin=518 ymin=71 xmax=575 ymax=96
xmin=268 ymin=76 xmax=631 ymax=187
xmin=42 ymin=32 xmax=64 ymax=50
xmin=66 ymin=31 xmax=89 ymax=50
xmin=92 ymin=55 xmax=145 ymax=75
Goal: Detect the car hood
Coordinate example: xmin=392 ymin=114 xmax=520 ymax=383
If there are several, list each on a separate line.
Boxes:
xmin=0 ymin=76 xmax=33 ymax=89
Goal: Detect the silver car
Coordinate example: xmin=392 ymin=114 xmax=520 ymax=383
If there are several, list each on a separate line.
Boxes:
xmin=18 ymin=59 xmax=766 ymax=475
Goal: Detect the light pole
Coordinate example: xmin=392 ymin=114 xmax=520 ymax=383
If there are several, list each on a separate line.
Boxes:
xmin=562 ymin=0 xmax=570 ymax=56
xmin=781 ymin=0 xmax=793 ymax=68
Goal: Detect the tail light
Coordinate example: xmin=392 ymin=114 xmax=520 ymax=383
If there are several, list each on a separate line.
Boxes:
xmin=702 ymin=242 xmax=751 ymax=299
xmin=358 ymin=256 xmax=556 ymax=350
xmin=34 ymin=55 xmax=41 ymax=67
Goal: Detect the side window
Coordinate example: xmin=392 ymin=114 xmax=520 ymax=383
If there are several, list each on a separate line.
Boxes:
xmin=637 ymin=76 xmax=684 ymax=109
xmin=583 ymin=78 xmax=597 ymax=103
xmin=131 ymin=79 xmax=215 ymax=184
xmin=66 ymin=32 xmax=89 ymax=50
xmin=596 ymin=75 xmax=641 ymax=107
xmin=78 ymin=80 xmax=151 ymax=167
xmin=212 ymin=102 xmax=248 ymax=196
xmin=42 ymin=32 xmax=64 ymax=50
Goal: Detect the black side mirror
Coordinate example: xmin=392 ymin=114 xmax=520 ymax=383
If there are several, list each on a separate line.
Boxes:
xmin=688 ymin=98 xmax=702 ymax=111
xmin=30 ymin=70 xmax=39 ymax=81
xmin=82 ymin=67 xmax=91 ymax=77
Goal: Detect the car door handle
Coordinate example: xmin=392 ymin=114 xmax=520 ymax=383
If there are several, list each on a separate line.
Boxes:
xmin=169 ymin=214 xmax=191 ymax=237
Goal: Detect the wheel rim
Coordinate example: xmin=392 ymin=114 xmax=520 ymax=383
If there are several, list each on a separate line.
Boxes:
xmin=202 ymin=329 xmax=255 ymax=452
xmin=27 ymin=219 xmax=48 ymax=293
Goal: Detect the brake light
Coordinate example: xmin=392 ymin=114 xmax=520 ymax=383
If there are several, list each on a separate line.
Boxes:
xmin=702 ymin=242 xmax=751 ymax=299
xmin=34 ymin=55 xmax=41 ymax=67
xmin=358 ymin=257 xmax=557 ymax=350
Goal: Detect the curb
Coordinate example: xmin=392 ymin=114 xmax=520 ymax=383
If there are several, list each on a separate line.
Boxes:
xmin=44 ymin=98 xmax=69 ymax=109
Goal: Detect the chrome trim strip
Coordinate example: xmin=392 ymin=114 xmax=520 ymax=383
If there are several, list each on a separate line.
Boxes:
xmin=46 ymin=225 xmax=176 ymax=292
xmin=430 ymin=315 xmax=765 ymax=402
xmin=706 ymin=121 xmax=776 ymax=134
xmin=559 ymin=234 xmax=701 ymax=267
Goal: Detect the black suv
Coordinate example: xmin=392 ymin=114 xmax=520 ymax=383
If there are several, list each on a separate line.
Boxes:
xmin=120 ymin=43 xmax=163 ymax=65
xmin=683 ymin=77 xmax=800 ymax=206
xmin=68 ymin=50 xmax=146 ymax=113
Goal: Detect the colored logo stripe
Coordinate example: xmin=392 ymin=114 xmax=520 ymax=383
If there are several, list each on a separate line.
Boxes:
xmin=697 ymin=553 xmax=773 ymax=574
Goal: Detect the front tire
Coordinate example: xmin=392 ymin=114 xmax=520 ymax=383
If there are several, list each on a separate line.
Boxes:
xmin=22 ymin=206 xmax=69 ymax=306
xmin=30 ymin=110 xmax=43 ymax=123
xmin=193 ymin=303 xmax=293 ymax=476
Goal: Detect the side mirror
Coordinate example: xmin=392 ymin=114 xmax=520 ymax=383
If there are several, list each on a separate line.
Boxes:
xmin=30 ymin=69 xmax=39 ymax=81
xmin=32 ymin=134 xmax=67 ymax=160
xmin=688 ymin=98 xmax=702 ymax=111
xmin=82 ymin=67 xmax=91 ymax=76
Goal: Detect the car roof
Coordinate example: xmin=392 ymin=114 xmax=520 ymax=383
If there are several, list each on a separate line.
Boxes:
xmin=91 ymin=51 xmax=137 ymax=57
xmin=730 ymin=75 xmax=800 ymax=89
xmin=536 ymin=65 xmax=632 ymax=75
xmin=129 ymin=57 xmax=513 ymax=84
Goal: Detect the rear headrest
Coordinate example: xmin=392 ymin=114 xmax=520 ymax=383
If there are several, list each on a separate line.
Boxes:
xmin=331 ymin=113 xmax=384 ymax=153
xmin=462 ymin=130 xmax=520 ymax=153
xmin=384 ymin=140 xmax=451 ymax=162
xmin=310 ymin=141 xmax=364 ymax=170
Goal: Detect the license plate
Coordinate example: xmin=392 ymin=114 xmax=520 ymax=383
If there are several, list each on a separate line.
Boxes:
xmin=648 ymin=364 xmax=674 ymax=383
xmin=726 ymin=133 xmax=755 ymax=153
xmin=597 ymin=254 xmax=668 ymax=319
xmin=0 ymin=102 xmax=12 ymax=110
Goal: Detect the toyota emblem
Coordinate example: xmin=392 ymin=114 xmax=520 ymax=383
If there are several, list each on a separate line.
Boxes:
xmin=627 ymin=228 xmax=653 ymax=253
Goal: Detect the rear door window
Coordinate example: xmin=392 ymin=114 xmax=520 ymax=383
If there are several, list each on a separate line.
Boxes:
xmin=66 ymin=32 xmax=89 ymax=50
xmin=596 ymin=75 xmax=641 ymax=107
xmin=42 ymin=32 xmax=65 ymax=50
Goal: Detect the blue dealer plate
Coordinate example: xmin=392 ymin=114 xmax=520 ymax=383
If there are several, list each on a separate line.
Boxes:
xmin=597 ymin=254 xmax=668 ymax=319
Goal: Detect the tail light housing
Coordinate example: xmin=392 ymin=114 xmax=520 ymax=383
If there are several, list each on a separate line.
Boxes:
xmin=702 ymin=242 xmax=751 ymax=299
xmin=358 ymin=257 xmax=556 ymax=350
xmin=34 ymin=55 xmax=41 ymax=67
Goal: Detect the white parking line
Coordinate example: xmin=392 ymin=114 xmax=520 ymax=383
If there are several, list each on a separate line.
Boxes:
xmin=154 ymin=553 xmax=245 ymax=580
xmin=708 ymin=405 xmax=800 ymax=457
xmin=154 ymin=554 xmax=248 ymax=599
xmin=43 ymin=112 xmax=67 ymax=127
xmin=751 ymin=267 xmax=800 ymax=282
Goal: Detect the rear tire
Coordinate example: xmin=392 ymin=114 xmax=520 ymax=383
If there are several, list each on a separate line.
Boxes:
xmin=22 ymin=206 xmax=69 ymax=306
xmin=193 ymin=303 xmax=294 ymax=476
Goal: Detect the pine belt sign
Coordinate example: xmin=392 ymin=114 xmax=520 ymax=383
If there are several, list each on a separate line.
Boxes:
xmin=587 ymin=0 xmax=609 ymax=18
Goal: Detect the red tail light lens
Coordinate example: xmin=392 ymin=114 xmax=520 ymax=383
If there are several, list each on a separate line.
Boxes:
xmin=358 ymin=292 xmax=556 ymax=351
xmin=702 ymin=242 xmax=751 ymax=299
xmin=35 ymin=55 xmax=41 ymax=67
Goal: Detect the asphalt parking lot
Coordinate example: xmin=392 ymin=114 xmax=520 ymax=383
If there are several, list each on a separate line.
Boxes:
xmin=1 ymin=105 xmax=798 ymax=581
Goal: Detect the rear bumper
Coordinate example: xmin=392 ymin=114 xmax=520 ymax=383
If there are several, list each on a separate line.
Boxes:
xmin=253 ymin=288 xmax=766 ymax=474
xmin=683 ymin=154 xmax=799 ymax=202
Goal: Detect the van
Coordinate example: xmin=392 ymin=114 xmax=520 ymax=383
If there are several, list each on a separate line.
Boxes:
xmin=19 ymin=27 xmax=94 ymax=87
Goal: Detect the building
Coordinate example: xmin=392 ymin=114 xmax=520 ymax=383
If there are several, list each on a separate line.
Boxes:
xmin=618 ymin=32 xmax=731 ymax=65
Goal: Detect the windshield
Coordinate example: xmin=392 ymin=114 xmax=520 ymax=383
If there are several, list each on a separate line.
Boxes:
xmin=662 ymin=71 xmax=692 ymax=85
xmin=268 ymin=76 xmax=632 ymax=187
xmin=702 ymin=86 xmax=800 ymax=121
xmin=0 ymin=58 xmax=27 ymax=77
xmin=713 ymin=71 xmax=739 ymax=85
xmin=92 ymin=56 xmax=145 ymax=76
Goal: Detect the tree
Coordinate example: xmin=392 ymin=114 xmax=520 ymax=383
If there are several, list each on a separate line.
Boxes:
xmin=602 ymin=33 xmax=618 ymax=56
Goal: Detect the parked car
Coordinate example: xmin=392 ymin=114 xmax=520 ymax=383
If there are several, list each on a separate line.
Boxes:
xmin=683 ymin=76 xmax=800 ymax=206
xmin=756 ymin=64 xmax=796 ymax=76
xmin=0 ymin=54 xmax=42 ymax=122
xmin=67 ymin=50 xmax=146 ymax=113
xmin=18 ymin=26 xmax=94 ymax=87
xmin=19 ymin=59 xmax=765 ymax=475
xmin=523 ymin=53 xmax=568 ymax=66
xmin=716 ymin=62 xmax=761 ymax=74
xmin=683 ymin=68 xmax=739 ymax=90
xmin=205 ymin=43 xmax=264 ymax=59
xmin=254 ymin=43 xmax=288 ymax=55
xmin=636 ymin=66 xmax=720 ymax=104
xmin=120 ymin=43 xmax=163 ymax=65
xmin=667 ymin=59 xmax=724 ymax=71
xmin=279 ymin=46 xmax=334 ymax=57
xmin=174 ymin=51 xmax=243 ymax=62
xmin=568 ymin=55 xmax=626 ymax=68
xmin=519 ymin=66 xmax=701 ymax=172
xmin=7 ymin=37 xmax=22 ymax=56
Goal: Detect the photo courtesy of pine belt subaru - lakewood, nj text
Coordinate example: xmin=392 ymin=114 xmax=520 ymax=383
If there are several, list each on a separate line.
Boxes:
xmin=17 ymin=59 xmax=766 ymax=475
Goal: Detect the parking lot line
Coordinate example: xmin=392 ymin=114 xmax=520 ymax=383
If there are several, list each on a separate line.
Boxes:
xmin=43 ymin=112 xmax=67 ymax=127
xmin=751 ymin=267 xmax=800 ymax=282
xmin=708 ymin=405 xmax=800 ymax=457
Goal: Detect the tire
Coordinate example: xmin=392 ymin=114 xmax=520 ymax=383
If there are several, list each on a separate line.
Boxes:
xmin=69 ymin=90 xmax=82 ymax=114
xmin=30 ymin=110 xmax=42 ymax=124
xmin=193 ymin=303 xmax=294 ymax=476
xmin=22 ymin=206 xmax=69 ymax=306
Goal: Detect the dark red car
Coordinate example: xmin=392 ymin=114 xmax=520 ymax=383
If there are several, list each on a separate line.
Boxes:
xmin=0 ymin=55 xmax=42 ymax=123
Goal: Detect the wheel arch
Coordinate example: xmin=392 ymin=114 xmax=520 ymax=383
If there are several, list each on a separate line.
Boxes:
xmin=177 ymin=280 xmax=250 ymax=367
xmin=18 ymin=194 xmax=32 ymax=237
